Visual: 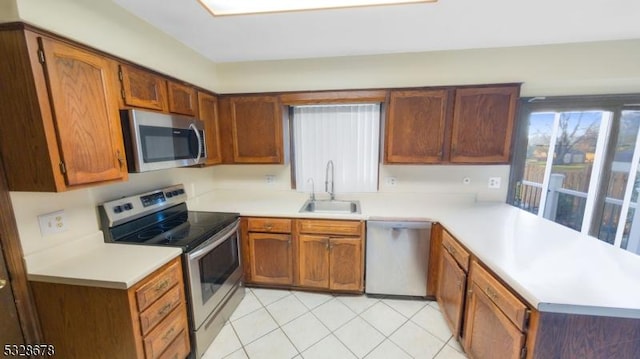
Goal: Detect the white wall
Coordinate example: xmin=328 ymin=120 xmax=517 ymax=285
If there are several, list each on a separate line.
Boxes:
xmin=0 ymin=0 xmax=18 ymax=22
xmin=11 ymin=168 xmax=218 ymax=255
xmin=216 ymin=39 xmax=640 ymax=97
xmin=15 ymin=0 xmax=219 ymax=91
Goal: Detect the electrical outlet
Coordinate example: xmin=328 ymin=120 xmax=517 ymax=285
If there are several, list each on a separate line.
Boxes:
xmin=38 ymin=210 xmax=67 ymax=236
xmin=488 ymin=177 xmax=501 ymax=189
xmin=265 ymin=175 xmax=276 ymax=184
xmin=384 ymin=177 xmax=397 ymax=186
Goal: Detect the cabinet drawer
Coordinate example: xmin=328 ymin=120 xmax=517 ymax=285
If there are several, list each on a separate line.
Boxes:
xmin=248 ymin=217 xmax=292 ymax=233
xmin=136 ymin=259 xmax=182 ymax=311
xmin=157 ymin=329 xmax=190 ymax=359
xmin=140 ymin=285 xmax=183 ymax=336
xmin=143 ymin=304 xmax=188 ymax=359
xmin=298 ymin=219 xmax=362 ymax=236
xmin=469 ymin=261 xmax=529 ymax=331
xmin=442 ymin=230 xmax=469 ymax=272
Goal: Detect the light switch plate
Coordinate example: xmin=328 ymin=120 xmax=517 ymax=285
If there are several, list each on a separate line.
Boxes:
xmin=38 ymin=210 xmax=67 ymax=236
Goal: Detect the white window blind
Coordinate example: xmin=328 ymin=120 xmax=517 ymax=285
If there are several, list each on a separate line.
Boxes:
xmin=293 ymin=104 xmax=381 ymax=194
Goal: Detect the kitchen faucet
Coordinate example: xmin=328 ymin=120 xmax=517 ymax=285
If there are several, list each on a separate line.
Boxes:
xmin=325 ymin=160 xmax=335 ymax=200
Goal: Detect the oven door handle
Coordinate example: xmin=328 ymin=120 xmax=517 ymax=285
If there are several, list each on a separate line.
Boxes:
xmin=190 ymin=123 xmax=203 ymax=164
xmin=188 ymin=223 xmax=238 ymax=261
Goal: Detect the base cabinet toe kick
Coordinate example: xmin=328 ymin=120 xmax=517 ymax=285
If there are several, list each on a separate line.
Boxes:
xmin=431 ymin=224 xmax=640 ymax=359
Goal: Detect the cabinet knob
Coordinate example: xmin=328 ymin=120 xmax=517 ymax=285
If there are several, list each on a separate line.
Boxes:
xmin=0 ymin=279 xmax=6 ymax=289
xmin=116 ymin=150 xmax=125 ymax=167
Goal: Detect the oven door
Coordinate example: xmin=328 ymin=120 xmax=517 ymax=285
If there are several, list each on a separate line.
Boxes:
xmin=186 ymin=219 xmax=242 ymax=329
xmin=122 ymin=109 xmax=206 ymax=172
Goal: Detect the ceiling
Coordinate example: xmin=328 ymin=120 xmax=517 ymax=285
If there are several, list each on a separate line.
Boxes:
xmin=112 ymin=0 xmax=640 ymax=63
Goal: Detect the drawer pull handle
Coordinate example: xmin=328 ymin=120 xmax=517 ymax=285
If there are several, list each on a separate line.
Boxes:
xmin=486 ymin=286 xmax=499 ymax=301
xmin=162 ymin=327 xmax=176 ymax=342
xmin=445 ymin=244 xmax=457 ymax=256
xmin=265 ymin=224 xmax=273 ymax=230
xmin=159 ymin=303 xmax=173 ymax=317
xmin=155 ymin=280 xmax=170 ymax=293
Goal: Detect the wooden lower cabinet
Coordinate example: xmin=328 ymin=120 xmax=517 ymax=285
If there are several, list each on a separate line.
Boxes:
xmin=436 ymin=248 xmax=467 ymax=337
xmin=463 ymin=261 xmax=527 ymax=359
xmin=30 ymin=257 xmax=190 ymax=359
xmin=243 ymin=217 xmax=364 ymax=293
xmin=249 ymin=232 xmax=293 ymax=285
xmin=433 ymin=227 xmax=640 ymax=359
xmin=298 ymin=235 xmax=363 ymax=291
xmin=436 ymin=228 xmax=470 ymax=338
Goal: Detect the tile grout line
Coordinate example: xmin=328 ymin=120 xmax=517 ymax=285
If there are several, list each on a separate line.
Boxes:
xmin=223 ymin=288 xmax=462 ymax=359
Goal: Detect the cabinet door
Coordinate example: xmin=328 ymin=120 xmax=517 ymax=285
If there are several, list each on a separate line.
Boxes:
xmin=40 ymin=37 xmax=127 ymax=186
xmin=198 ymin=92 xmax=222 ymax=165
xmin=329 ymin=237 xmax=362 ymax=291
xmin=119 ymin=64 xmax=168 ymax=111
xmin=298 ymin=235 xmax=330 ymax=288
xmin=385 ymin=89 xmax=449 ymax=163
xmin=463 ymin=281 xmax=525 ymax=359
xmin=436 ymin=248 xmax=467 ymax=338
xmin=168 ymin=81 xmax=197 ymax=116
xmin=228 ymin=96 xmax=283 ymax=163
xmin=249 ymin=233 xmax=293 ymax=285
xmin=450 ymin=86 xmax=518 ymax=163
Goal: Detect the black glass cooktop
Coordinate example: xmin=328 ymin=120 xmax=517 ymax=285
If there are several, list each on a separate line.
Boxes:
xmin=107 ymin=203 xmax=239 ymax=251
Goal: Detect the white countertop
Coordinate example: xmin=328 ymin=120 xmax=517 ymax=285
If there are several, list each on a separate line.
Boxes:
xmin=189 ymin=189 xmax=640 ymax=319
xmin=25 ymin=232 xmax=182 ymax=290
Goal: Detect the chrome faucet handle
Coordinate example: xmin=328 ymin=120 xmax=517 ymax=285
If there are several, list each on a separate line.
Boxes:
xmin=307 ymin=178 xmax=315 ymax=201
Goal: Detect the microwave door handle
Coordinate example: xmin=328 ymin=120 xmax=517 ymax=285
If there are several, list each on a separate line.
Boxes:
xmin=189 ymin=123 xmax=203 ymax=163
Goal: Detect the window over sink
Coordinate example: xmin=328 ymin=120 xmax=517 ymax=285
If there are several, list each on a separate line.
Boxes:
xmin=292 ymin=104 xmax=381 ymax=195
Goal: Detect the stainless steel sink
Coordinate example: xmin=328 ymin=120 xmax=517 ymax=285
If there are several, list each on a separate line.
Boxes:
xmin=299 ymin=199 xmax=361 ymax=214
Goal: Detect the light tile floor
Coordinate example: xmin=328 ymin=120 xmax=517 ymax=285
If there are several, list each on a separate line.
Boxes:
xmin=202 ymin=287 xmax=469 ymax=359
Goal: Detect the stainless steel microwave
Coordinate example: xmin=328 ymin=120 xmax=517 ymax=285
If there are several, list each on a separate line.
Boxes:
xmin=120 ymin=109 xmax=206 ymax=173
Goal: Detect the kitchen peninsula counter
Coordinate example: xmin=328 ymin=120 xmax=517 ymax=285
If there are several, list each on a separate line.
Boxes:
xmin=188 ymin=189 xmax=640 ymax=319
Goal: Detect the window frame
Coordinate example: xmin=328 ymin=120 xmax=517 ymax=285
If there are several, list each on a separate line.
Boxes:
xmin=509 ymin=94 xmax=640 ymax=246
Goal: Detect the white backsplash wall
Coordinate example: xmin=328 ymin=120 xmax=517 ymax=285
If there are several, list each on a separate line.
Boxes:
xmin=10 ymin=167 xmax=217 ymax=256
xmin=210 ymin=164 xmax=293 ymax=191
xmin=208 ymin=163 xmax=510 ymax=202
xmin=379 ymin=165 xmax=511 ymax=202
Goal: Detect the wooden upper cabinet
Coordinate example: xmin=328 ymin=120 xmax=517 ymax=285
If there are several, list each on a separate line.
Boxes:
xmin=385 ymin=89 xmax=449 ymax=163
xmin=222 ymin=95 xmax=284 ymax=164
xmin=0 ymin=27 xmax=127 ymax=191
xmin=167 ymin=81 xmax=197 ymax=116
xmin=450 ymin=85 xmax=519 ymax=163
xmin=198 ymin=91 xmax=222 ymax=165
xmin=119 ymin=64 xmax=168 ymax=112
xmin=40 ymin=37 xmax=127 ymax=187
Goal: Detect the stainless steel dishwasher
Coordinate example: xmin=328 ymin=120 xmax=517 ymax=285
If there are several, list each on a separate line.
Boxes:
xmin=365 ymin=220 xmax=431 ymax=297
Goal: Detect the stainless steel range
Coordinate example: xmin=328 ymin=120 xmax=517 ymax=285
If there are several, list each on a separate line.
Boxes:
xmin=98 ymin=184 xmax=244 ymax=358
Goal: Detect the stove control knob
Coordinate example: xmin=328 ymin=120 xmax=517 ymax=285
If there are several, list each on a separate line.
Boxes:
xmin=177 ymin=189 xmax=185 ymax=195
xmin=123 ymin=203 xmax=133 ymax=211
xmin=113 ymin=205 xmax=123 ymax=214
xmin=172 ymin=190 xmax=180 ymax=196
xmin=166 ymin=192 xmax=173 ymax=198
